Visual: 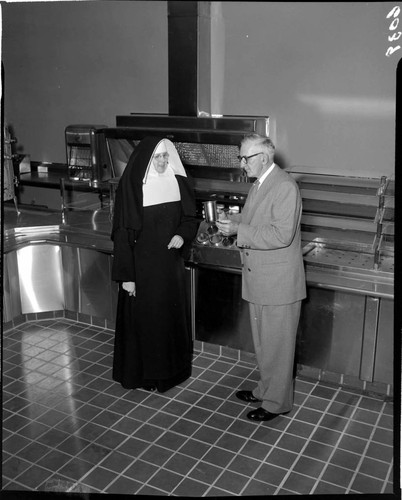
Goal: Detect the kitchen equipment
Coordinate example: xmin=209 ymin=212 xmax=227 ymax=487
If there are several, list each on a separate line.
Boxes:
xmin=65 ymin=125 xmax=110 ymax=185
xmin=102 ymin=114 xmax=268 ymax=228
xmin=3 ymin=125 xmax=20 ymax=214
xmin=100 ymin=114 xmax=394 ymax=390
xmin=203 ymin=200 xmax=218 ymax=222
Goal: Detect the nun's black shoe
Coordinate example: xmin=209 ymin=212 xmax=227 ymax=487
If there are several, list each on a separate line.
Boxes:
xmin=142 ymin=385 xmax=156 ymax=392
xmin=247 ymin=407 xmax=282 ymax=422
xmin=235 ymin=390 xmax=261 ymax=403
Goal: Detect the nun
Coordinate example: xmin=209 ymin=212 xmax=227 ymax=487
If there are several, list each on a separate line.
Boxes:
xmin=111 ymin=136 xmax=198 ymax=393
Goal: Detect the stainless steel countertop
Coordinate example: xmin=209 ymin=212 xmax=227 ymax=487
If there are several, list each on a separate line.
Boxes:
xmin=4 ymin=204 xmax=113 ymax=253
xmin=4 ymin=204 xmax=393 ymax=299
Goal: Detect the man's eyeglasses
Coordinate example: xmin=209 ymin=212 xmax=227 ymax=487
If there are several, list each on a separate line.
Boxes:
xmin=154 ymin=152 xmax=169 ymax=160
xmin=237 ymin=152 xmax=264 ymax=164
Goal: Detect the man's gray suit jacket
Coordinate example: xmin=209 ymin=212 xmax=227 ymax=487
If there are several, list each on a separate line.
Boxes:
xmin=233 ymin=165 xmax=307 ymax=306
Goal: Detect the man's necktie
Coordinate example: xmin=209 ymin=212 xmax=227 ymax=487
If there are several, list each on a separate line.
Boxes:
xmin=247 ymin=179 xmax=260 ymax=203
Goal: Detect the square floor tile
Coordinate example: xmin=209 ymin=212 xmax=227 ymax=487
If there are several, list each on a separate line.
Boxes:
xmin=350 ymin=472 xmax=385 ymax=493
xmin=372 ymin=427 xmax=393 ymax=446
xmin=139 ymin=445 xmax=174 ymax=467
xmin=311 ymin=427 xmax=342 ymax=446
xmin=147 ymin=410 xmax=178 ymax=429
xmin=330 ymin=448 xmax=361 ymax=471
xmin=191 ymin=426 xmax=223 ymax=446
xmin=292 ymin=455 xmax=325 ymax=478
xmin=286 ymin=419 xmax=316 ymax=440
xmin=147 ymin=468 xmax=183 ymax=493
xmin=226 ymin=419 xmax=258 ymax=439
xmin=282 ymin=471 xmax=316 ymax=494
xmin=172 ymin=477 xmax=209 ymax=496
xmin=358 ymin=456 xmax=391 ymax=480
xmin=242 ymin=478 xmax=276 ymax=496
xmin=163 ymin=452 xmax=198 ymax=475
xmin=215 ymin=432 xmax=247 ymax=453
xmin=213 ymin=469 xmax=250 ymax=495
xmin=132 ymin=423 xmax=165 ymax=444
xmin=344 ymin=420 xmax=374 ymax=440
xmin=251 ymin=425 xmax=282 ymax=446
xmin=227 ymin=454 xmax=261 ymax=476
xmin=97 ymin=450 xmax=134 ymax=474
xmin=320 ymin=413 xmax=349 ymax=432
xmin=169 ymin=418 xmax=200 ymax=437
xmin=16 ymin=464 xmax=56 ymax=489
xmin=204 ymin=412 xmax=234 ymax=432
xmin=116 ymin=436 xmax=150 ymax=458
xmin=202 ymin=446 xmax=236 ymax=468
xmin=105 ymin=475 xmax=142 ymax=495
xmin=3 ymin=456 xmax=33 ymax=480
xmin=155 ymin=431 xmax=188 ymax=451
xmin=321 ymin=464 xmax=355 ymax=488
xmin=276 ymin=433 xmax=307 ymax=453
xmin=178 ymin=439 xmax=210 ymax=460
xmin=123 ymin=459 xmax=159 ymax=483
xmin=3 ymin=434 xmax=33 ymax=455
xmin=239 ymin=439 xmax=272 ymax=461
xmin=365 ymin=441 xmax=394 ymax=463
xmin=265 ymin=447 xmax=299 ymax=469
xmin=2 ymin=319 xmax=393 ymax=497
xmin=313 ymin=480 xmax=347 ymax=494
xmin=36 ymin=449 xmax=75 ymax=472
xmin=75 ymin=442 xmax=112 ymax=465
xmin=189 ymin=461 xmax=223 ymax=484
xmin=254 ymin=462 xmax=287 ymax=486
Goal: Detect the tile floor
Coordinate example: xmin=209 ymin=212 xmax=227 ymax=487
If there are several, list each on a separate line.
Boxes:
xmin=2 ymin=318 xmax=397 ymax=496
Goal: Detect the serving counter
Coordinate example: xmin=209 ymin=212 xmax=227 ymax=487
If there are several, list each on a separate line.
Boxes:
xmin=191 ymin=170 xmax=394 ymax=392
xmin=3 ymin=165 xmax=395 ymax=398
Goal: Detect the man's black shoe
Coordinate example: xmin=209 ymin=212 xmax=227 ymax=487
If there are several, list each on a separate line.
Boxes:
xmin=247 ymin=407 xmax=282 ymax=422
xmin=236 ymin=390 xmax=261 ymax=403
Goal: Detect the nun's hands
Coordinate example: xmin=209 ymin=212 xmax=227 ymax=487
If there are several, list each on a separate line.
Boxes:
xmin=122 ymin=281 xmax=136 ymax=296
xmin=168 ymin=235 xmax=184 ymax=249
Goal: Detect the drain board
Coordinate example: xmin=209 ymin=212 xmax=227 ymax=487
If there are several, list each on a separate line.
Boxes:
xmin=302 ymin=239 xmax=393 ymax=278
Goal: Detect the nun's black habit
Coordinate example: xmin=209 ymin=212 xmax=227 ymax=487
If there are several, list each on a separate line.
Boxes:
xmin=111 ymin=136 xmax=198 ymax=392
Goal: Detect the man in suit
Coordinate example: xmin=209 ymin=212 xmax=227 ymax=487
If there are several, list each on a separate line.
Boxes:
xmin=216 ymin=133 xmax=306 ymax=422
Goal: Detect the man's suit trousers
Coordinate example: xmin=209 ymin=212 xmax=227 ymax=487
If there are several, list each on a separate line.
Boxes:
xmin=249 ymin=300 xmax=302 ymax=414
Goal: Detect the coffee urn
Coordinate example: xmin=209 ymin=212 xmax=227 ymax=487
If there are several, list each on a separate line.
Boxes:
xmin=65 ymin=125 xmax=109 ymax=185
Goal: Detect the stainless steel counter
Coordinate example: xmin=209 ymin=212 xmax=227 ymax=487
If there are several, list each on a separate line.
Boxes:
xmin=3 ymin=202 xmax=394 ymax=391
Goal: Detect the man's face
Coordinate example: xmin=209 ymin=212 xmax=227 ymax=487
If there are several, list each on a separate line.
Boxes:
xmin=239 ymin=141 xmax=265 ymax=178
xmin=152 ymin=145 xmax=169 ymax=173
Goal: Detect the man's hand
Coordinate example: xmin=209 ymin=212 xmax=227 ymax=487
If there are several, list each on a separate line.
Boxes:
xmin=122 ymin=281 xmax=136 ymax=296
xmin=168 ymin=235 xmax=184 ymax=249
xmin=216 ymin=219 xmax=239 ymax=236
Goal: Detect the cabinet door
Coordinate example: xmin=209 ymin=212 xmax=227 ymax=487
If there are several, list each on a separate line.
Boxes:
xmin=194 ymin=267 xmax=254 ymax=352
xmin=298 ymin=286 xmax=365 ymax=377
xmin=373 ymin=299 xmax=394 ymax=385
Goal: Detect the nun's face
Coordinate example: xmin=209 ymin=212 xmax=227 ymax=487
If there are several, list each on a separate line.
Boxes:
xmin=152 ymin=148 xmax=169 ymax=174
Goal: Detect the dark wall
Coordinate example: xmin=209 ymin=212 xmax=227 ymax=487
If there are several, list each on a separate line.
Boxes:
xmin=2 ymin=1 xmax=399 ymax=179
xmin=2 ymin=1 xmax=168 ymax=163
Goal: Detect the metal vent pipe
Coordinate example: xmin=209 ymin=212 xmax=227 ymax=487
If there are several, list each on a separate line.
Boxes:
xmin=168 ymin=1 xmax=212 ymax=117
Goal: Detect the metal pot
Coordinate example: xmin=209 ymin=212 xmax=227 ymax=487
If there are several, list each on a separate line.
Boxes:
xmin=209 ymin=233 xmax=223 ymax=246
xmin=203 ymin=200 xmax=218 ymax=223
xmin=196 ymin=232 xmax=209 ymax=245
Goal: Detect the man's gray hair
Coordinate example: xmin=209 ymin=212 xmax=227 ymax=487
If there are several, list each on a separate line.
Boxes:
xmin=242 ymin=133 xmax=275 ymax=158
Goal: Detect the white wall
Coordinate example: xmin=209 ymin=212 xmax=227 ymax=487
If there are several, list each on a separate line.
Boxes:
xmin=221 ymin=2 xmax=398 ymax=177
xmin=2 ymin=1 xmax=168 ymax=163
xmin=2 ymin=1 xmax=399 ymax=179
